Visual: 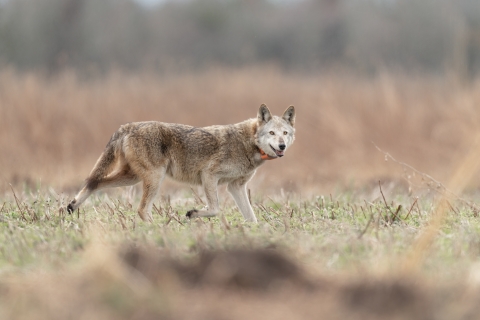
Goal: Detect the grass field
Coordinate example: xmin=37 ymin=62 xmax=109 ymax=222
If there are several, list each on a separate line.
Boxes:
xmin=1 ymin=184 xmax=480 ymax=319
xmin=2 ymin=68 xmax=480 ymax=318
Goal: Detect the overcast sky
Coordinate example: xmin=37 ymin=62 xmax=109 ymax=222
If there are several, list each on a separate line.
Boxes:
xmin=135 ymin=0 xmax=300 ymax=7
xmin=134 ymin=0 xmax=163 ymax=7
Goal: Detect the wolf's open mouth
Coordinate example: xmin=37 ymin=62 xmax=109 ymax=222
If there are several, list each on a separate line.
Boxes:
xmin=270 ymin=145 xmax=284 ymax=157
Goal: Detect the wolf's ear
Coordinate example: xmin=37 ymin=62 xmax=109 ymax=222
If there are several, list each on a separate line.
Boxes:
xmin=258 ymin=104 xmax=272 ymax=124
xmin=282 ymin=106 xmax=295 ymax=127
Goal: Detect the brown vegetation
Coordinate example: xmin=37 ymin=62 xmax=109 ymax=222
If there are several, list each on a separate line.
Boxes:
xmin=1 ymin=68 xmax=479 ymax=194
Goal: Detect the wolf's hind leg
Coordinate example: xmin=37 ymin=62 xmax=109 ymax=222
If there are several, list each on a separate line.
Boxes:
xmin=137 ymin=168 xmax=166 ymax=222
xmin=67 ymin=165 xmax=139 ymax=214
xmin=67 ymin=141 xmax=120 ymax=213
xmin=67 ymin=183 xmax=94 ymax=214
xmin=227 ymin=181 xmax=257 ymax=223
xmin=97 ymin=165 xmax=140 ymax=189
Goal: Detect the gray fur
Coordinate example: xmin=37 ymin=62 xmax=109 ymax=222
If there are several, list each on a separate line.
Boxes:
xmin=67 ymin=105 xmax=296 ymax=223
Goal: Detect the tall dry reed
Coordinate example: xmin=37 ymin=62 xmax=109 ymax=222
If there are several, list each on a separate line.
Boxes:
xmin=1 ymin=67 xmax=479 ymax=194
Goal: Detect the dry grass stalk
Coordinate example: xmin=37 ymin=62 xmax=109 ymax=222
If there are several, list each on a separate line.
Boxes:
xmin=402 ymin=134 xmax=480 ymax=273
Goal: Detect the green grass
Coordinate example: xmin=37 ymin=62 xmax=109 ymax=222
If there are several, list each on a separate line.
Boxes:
xmin=3 ymin=186 xmax=480 ymax=319
xmin=1 ymin=186 xmax=479 ymax=280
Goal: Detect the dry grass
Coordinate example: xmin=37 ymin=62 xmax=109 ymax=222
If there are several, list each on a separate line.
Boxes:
xmin=1 ymin=67 xmax=480 ymax=195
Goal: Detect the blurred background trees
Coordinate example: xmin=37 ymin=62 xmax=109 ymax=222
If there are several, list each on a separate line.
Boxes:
xmin=0 ymin=0 xmax=479 ymax=77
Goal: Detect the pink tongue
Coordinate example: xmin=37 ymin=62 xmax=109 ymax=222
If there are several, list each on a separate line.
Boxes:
xmin=276 ymin=150 xmax=284 ymax=156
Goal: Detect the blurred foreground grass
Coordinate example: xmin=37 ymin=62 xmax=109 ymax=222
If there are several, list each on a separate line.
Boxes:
xmin=1 ymin=187 xmax=480 ymax=319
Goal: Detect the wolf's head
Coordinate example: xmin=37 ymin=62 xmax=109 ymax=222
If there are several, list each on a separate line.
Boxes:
xmin=255 ymin=104 xmax=296 ymax=160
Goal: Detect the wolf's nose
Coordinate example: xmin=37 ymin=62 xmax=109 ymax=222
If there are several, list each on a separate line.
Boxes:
xmin=279 ymin=144 xmax=286 ymax=150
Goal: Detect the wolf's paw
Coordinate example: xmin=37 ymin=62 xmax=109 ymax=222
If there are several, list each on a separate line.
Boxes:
xmin=186 ymin=209 xmax=198 ymax=219
xmin=67 ymin=200 xmax=76 ymax=214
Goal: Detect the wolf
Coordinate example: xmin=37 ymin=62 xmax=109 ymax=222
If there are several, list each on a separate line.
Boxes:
xmin=67 ymin=104 xmax=296 ymax=223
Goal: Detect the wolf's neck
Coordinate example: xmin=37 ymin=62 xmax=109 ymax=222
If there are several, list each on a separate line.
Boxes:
xmin=235 ymin=118 xmax=258 ymax=147
xmin=232 ymin=119 xmax=265 ymax=164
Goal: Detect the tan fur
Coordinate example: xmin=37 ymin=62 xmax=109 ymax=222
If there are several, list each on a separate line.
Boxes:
xmin=67 ymin=105 xmax=296 ymax=223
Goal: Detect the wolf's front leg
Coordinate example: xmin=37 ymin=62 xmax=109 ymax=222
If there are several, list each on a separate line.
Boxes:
xmin=186 ymin=175 xmax=219 ymax=219
xmin=227 ymin=181 xmax=258 ymax=223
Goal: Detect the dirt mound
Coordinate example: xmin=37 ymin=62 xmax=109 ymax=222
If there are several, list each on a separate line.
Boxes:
xmin=123 ymin=246 xmax=312 ymax=291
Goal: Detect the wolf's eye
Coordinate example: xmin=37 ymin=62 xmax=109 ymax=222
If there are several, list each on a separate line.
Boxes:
xmin=283 ymin=131 xmax=288 ymax=135
xmin=269 ymin=131 xmax=275 ymax=135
